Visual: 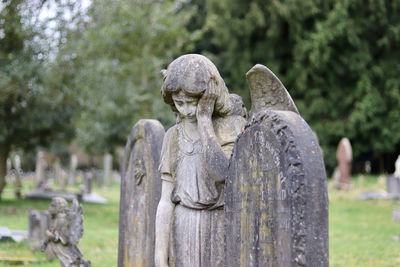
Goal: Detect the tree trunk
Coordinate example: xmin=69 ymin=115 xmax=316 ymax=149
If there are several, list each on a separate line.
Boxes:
xmin=0 ymin=145 xmax=10 ymax=201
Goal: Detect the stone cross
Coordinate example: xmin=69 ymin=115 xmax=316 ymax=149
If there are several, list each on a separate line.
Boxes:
xmin=118 ymin=119 xmax=164 ymax=267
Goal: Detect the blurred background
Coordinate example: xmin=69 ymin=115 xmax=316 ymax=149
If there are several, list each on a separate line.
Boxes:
xmin=1 ymin=0 xmax=400 ymax=191
xmin=1 ymin=0 xmax=400 ymax=266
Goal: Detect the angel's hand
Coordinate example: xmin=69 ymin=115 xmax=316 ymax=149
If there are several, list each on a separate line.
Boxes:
xmin=197 ymin=79 xmax=218 ymax=120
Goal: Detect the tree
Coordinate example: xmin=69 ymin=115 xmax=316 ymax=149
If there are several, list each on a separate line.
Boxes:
xmin=190 ymin=0 xmax=400 ymax=173
xmin=0 ymin=1 xmax=77 ymax=199
xmin=59 ymin=0 xmax=196 ymax=154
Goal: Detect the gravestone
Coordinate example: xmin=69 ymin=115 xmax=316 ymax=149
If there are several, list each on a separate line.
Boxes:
xmin=335 ymin=138 xmax=352 ymax=189
xmin=35 ymin=151 xmax=45 ymax=188
xmin=28 ymin=210 xmax=41 ymax=250
xmin=68 ymin=154 xmax=78 ymax=186
xmin=103 ymin=154 xmax=112 ymax=188
xmin=54 ymin=160 xmax=61 ymax=185
xmin=225 ymin=64 xmax=328 ymax=266
xmin=386 ymin=155 xmax=400 ymax=197
xmin=60 ymin=169 xmax=68 ymax=192
xmin=118 ymin=119 xmax=164 ymax=267
xmin=84 ymin=172 xmax=93 ymax=194
xmin=12 ymin=155 xmax=22 ymax=198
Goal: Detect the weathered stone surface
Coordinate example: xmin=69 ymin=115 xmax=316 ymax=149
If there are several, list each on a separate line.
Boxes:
xmin=68 ymin=154 xmax=78 ymax=186
xmin=386 ymin=155 xmax=400 ymax=197
xmin=35 ymin=151 xmax=45 ymax=188
xmin=118 ymin=119 xmax=164 ymax=267
xmin=335 ymin=138 xmax=352 ymax=189
xmin=387 ymin=175 xmax=400 ymax=197
xmin=225 ymin=64 xmax=328 ymax=267
xmin=104 ymin=154 xmax=112 ymax=188
xmin=0 ymin=226 xmax=27 ymax=243
xmin=28 ymin=209 xmax=42 ymax=250
xmin=395 ymin=155 xmax=400 ymax=178
xmin=40 ymin=197 xmax=90 ymax=267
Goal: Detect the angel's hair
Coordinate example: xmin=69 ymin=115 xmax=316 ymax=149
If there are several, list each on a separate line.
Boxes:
xmin=161 ymin=54 xmax=232 ymax=116
xmin=52 ymin=197 xmax=69 ymax=213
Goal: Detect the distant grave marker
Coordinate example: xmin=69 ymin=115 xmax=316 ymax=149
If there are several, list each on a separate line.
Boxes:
xmin=335 ymin=138 xmax=352 ymax=189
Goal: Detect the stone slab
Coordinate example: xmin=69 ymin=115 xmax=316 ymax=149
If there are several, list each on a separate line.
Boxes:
xmin=25 ymin=189 xmax=108 ymax=204
xmin=225 ymin=110 xmax=329 ymax=266
xmin=118 ymin=119 xmax=164 ymax=267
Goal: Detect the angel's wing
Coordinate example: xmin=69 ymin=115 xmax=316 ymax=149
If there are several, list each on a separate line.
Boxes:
xmin=68 ymin=199 xmax=83 ymax=245
xmin=246 ymin=64 xmax=299 ymax=116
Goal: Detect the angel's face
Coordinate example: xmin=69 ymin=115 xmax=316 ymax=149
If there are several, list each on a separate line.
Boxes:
xmin=172 ymin=91 xmax=198 ymax=123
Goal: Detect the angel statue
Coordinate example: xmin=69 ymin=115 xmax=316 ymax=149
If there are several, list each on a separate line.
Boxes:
xmin=155 ymin=54 xmax=247 ymax=267
xmin=41 ymin=197 xmax=91 ymax=267
xmin=119 ymin=54 xmax=328 ymax=267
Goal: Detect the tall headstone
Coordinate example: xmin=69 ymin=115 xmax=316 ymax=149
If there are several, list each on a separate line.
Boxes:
xmin=68 ymin=154 xmax=78 ymax=186
xmin=28 ymin=209 xmax=42 ymax=250
xmin=13 ymin=155 xmax=22 ymax=198
xmin=335 ymin=138 xmax=352 ymax=189
xmin=83 ymin=171 xmax=93 ymax=194
xmin=225 ymin=64 xmax=328 ymax=266
xmin=60 ymin=169 xmax=68 ymax=192
xmin=387 ymin=155 xmax=400 ymax=197
xmin=394 ymin=155 xmax=400 ymax=178
xmin=118 ymin=120 xmax=164 ymax=267
xmin=53 ymin=160 xmax=61 ymax=185
xmin=35 ymin=151 xmax=45 ymax=188
xmin=103 ymin=154 xmax=112 ymax=188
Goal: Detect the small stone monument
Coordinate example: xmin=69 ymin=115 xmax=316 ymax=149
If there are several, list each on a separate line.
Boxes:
xmin=40 ymin=197 xmax=90 ymax=267
xmin=12 ymin=155 xmax=22 ymax=198
xmin=118 ymin=120 xmax=164 ymax=267
xmin=225 ymin=64 xmax=328 ymax=266
xmin=83 ymin=172 xmax=93 ymax=194
xmin=103 ymin=154 xmax=112 ymax=188
xmin=335 ymin=137 xmax=352 ymax=189
xmin=28 ymin=210 xmax=42 ymax=250
xmin=35 ymin=151 xmax=46 ymax=188
xmin=68 ymin=154 xmax=78 ymax=186
xmin=386 ymin=155 xmax=400 ymax=197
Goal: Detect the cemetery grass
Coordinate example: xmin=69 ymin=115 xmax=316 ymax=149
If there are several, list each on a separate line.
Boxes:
xmin=0 ymin=175 xmax=399 ymax=266
xmin=329 ymin=175 xmax=400 ymax=267
xmin=0 ymin=180 xmax=120 ymax=266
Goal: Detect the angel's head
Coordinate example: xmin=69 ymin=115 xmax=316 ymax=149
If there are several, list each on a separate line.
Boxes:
xmin=161 ymin=54 xmax=232 ymax=118
xmin=49 ymin=197 xmax=69 ymax=215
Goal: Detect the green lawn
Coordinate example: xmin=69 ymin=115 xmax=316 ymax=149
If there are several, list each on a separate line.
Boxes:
xmin=0 ymin=175 xmax=399 ymax=266
xmin=0 ymin=181 xmax=120 ymax=266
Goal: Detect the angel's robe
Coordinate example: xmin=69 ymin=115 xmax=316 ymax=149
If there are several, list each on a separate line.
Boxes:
xmin=158 ymin=114 xmax=245 ymax=267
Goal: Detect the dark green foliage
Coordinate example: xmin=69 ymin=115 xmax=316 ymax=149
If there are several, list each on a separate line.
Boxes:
xmin=191 ymin=0 xmax=400 ymax=173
